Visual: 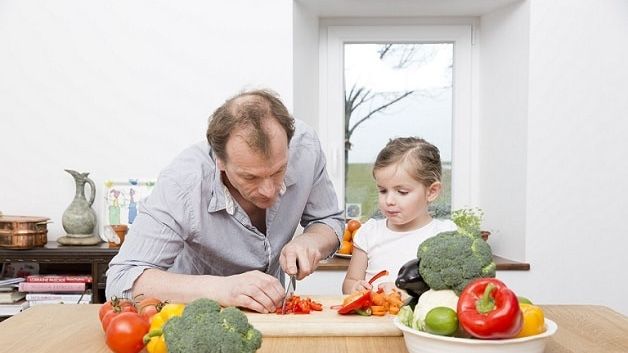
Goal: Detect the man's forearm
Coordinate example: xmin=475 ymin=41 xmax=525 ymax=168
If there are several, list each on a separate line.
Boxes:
xmin=132 ymin=268 xmax=220 ymax=303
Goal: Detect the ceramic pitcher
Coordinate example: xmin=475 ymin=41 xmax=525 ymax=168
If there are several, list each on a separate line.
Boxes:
xmin=62 ymin=169 xmax=97 ymax=236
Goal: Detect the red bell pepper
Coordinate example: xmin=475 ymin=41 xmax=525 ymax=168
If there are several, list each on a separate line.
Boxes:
xmin=337 ymin=270 xmax=389 ymax=315
xmin=337 ymin=290 xmax=371 ymax=314
xmin=457 ymin=278 xmax=523 ymax=339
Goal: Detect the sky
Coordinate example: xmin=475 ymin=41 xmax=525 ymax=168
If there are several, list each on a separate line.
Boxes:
xmin=344 ymin=43 xmax=453 ymax=163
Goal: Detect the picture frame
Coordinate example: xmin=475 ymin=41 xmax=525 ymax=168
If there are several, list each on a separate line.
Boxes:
xmin=100 ymin=179 xmax=155 ymax=242
xmin=345 ymin=203 xmax=362 ymax=220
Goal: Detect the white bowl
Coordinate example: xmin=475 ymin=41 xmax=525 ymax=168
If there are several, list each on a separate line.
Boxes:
xmin=394 ymin=317 xmax=558 ymax=353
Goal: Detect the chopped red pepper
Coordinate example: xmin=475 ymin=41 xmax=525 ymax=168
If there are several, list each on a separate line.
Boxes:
xmin=275 ymin=296 xmax=323 ymax=315
xmin=457 ymin=278 xmax=523 ymax=339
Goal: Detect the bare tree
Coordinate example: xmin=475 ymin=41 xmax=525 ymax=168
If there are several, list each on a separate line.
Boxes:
xmin=344 ymin=44 xmax=432 ymax=187
xmin=344 ymin=86 xmax=414 ymax=168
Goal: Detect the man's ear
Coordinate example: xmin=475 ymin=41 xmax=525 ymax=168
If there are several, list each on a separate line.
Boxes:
xmin=426 ymin=181 xmax=442 ymax=203
xmin=216 ymin=158 xmax=226 ymax=171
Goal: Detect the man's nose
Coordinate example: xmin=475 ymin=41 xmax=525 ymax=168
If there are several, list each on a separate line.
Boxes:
xmin=258 ymin=178 xmax=276 ymax=198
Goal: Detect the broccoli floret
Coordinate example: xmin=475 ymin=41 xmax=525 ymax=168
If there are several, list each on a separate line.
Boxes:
xmin=182 ymin=297 xmax=222 ymax=321
xmin=163 ymin=298 xmax=263 ymax=353
xmin=417 ymin=231 xmax=496 ymax=295
xmin=243 ymin=327 xmax=263 ymax=353
xmin=222 ymin=306 xmax=250 ymax=334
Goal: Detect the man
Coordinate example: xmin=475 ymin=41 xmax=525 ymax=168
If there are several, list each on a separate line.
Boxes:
xmin=106 ymin=89 xmax=343 ymax=313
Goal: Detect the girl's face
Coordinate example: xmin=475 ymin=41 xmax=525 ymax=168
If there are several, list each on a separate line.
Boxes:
xmin=373 ymin=163 xmax=441 ymax=232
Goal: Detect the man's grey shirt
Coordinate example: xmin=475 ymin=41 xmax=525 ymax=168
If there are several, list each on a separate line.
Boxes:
xmin=105 ymin=120 xmax=344 ymax=298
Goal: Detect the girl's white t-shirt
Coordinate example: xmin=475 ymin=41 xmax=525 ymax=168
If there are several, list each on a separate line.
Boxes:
xmin=352 ymin=218 xmax=457 ymax=288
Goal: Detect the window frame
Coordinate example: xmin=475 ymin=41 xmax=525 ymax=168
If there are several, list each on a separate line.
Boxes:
xmin=318 ymin=24 xmax=476 ymax=211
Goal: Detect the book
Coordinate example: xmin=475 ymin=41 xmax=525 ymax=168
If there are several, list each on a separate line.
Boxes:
xmin=0 ymin=277 xmax=25 ymax=286
xmin=25 ymin=291 xmax=91 ymax=302
xmin=18 ymin=282 xmax=86 ymax=293
xmin=0 ymin=284 xmax=20 ymax=292
xmin=28 ymin=299 xmax=91 ymax=306
xmin=25 ymin=274 xmax=93 ymax=283
xmin=0 ymin=300 xmax=29 ymax=316
xmin=0 ymin=290 xmax=26 ymax=304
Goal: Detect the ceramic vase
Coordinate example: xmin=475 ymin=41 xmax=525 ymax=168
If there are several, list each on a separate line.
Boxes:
xmin=62 ymin=169 xmax=97 ymax=236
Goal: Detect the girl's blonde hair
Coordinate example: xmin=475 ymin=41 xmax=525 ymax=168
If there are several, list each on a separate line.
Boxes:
xmin=373 ymin=137 xmax=442 ymax=186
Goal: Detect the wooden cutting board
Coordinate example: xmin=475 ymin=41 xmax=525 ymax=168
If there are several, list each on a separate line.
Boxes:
xmin=245 ymin=295 xmax=402 ymax=337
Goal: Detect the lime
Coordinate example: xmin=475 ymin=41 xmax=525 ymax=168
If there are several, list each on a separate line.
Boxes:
xmin=424 ymin=307 xmax=458 ymax=336
xmin=518 ymin=296 xmax=533 ymax=304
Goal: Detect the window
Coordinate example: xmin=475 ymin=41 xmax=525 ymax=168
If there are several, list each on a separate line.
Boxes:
xmin=319 ymin=25 xmax=475 ymax=220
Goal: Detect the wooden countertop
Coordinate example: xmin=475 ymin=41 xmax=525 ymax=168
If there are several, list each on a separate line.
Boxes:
xmin=318 ymin=254 xmax=530 ymax=271
xmin=0 ymin=302 xmax=626 ymax=352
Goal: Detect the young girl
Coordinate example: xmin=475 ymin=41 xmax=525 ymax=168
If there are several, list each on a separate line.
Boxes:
xmin=342 ymin=137 xmax=457 ymax=294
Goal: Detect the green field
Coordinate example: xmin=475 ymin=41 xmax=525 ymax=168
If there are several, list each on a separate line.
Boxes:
xmin=346 ymin=163 xmax=452 ymax=221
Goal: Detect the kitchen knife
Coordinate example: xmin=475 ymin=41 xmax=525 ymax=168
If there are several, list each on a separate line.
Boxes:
xmin=280 ymin=274 xmax=297 ymax=314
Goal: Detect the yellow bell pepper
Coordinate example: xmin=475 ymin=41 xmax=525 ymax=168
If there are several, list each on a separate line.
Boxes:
xmin=516 ymin=303 xmax=546 ymax=337
xmin=143 ymin=303 xmax=186 ymax=353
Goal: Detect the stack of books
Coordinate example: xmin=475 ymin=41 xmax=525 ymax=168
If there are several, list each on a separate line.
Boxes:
xmin=0 ymin=277 xmax=28 ymax=316
xmin=18 ymin=274 xmax=93 ymax=306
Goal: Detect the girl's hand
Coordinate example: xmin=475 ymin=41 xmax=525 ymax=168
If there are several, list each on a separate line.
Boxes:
xmin=352 ymin=280 xmax=373 ymax=293
xmin=377 ymin=281 xmax=398 ymax=293
xmin=378 ymin=282 xmax=412 ymax=302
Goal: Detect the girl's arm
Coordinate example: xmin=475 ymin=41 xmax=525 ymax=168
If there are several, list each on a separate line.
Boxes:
xmin=342 ymin=247 xmax=371 ymax=294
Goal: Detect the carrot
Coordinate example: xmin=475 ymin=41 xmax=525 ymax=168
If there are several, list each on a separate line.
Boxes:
xmin=372 ymin=292 xmax=386 ymax=306
xmin=370 ymin=305 xmax=387 ymax=316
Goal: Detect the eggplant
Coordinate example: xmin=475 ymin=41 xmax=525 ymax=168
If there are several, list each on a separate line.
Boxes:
xmin=395 ymin=258 xmax=429 ymax=299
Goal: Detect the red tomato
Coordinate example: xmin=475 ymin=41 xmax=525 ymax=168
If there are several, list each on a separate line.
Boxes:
xmin=135 ymin=296 xmax=165 ymax=322
xmin=105 ymin=312 xmax=150 ymax=353
xmin=136 ymin=297 xmax=162 ymax=310
xmin=139 ymin=304 xmax=160 ymax=322
xmin=101 ymin=305 xmax=136 ymax=332
xmin=99 ymin=298 xmax=135 ymax=321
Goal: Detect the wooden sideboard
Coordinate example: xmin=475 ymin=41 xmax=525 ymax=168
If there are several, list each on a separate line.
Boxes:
xmin=0 ymin=242 xmax=117 ymax=304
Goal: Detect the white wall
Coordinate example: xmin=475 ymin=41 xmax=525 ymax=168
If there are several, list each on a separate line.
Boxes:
xmin=0 ymin=0 xmax=293 ymax=239
xmin=515 ymin=0 xmax=628 ymax=313
xmin=480 ymin=0 xmax=628 ymax=315
xmin=479 ymin=1 xmax=530 ymax=261
xmin=292 ymin=1 xmax=319 ymax=128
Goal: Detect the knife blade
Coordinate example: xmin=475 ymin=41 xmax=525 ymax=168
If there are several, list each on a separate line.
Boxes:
xmin=281 ymin=274 xmax=297 ymax=314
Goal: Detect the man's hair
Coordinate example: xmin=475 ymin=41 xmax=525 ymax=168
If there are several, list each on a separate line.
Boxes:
xmin=206 ymin=89 xmax=295 ymax=161
xmin=373 ymin=137 xmax=442 ymax=186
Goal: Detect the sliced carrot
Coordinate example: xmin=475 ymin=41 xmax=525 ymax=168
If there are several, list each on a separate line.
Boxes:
xmin=372 ymin=292 xmax=386 ymax=306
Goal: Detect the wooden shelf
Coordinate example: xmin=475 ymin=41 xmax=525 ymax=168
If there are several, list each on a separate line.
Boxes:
xmin=0 ymin=241 xmax=118 ymax=304
xmin=318 ymin=254 xmax=530 ymax=271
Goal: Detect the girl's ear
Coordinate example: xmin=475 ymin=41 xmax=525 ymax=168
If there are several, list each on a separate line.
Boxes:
xmin=426 ymin=181 xmax=442 ymax=202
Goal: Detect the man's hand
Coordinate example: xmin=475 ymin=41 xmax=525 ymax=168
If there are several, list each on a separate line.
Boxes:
xmin=280 ymin=223 xmax=340 ymax=280
xmin=216 ymin=270 xmax=285 ymax=314
xmin=280 ymin=234 xmax=323 ymax=280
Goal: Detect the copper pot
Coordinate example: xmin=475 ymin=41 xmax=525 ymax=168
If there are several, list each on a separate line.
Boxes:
xmin=0 ymin=215 xmax=50 ymax=249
